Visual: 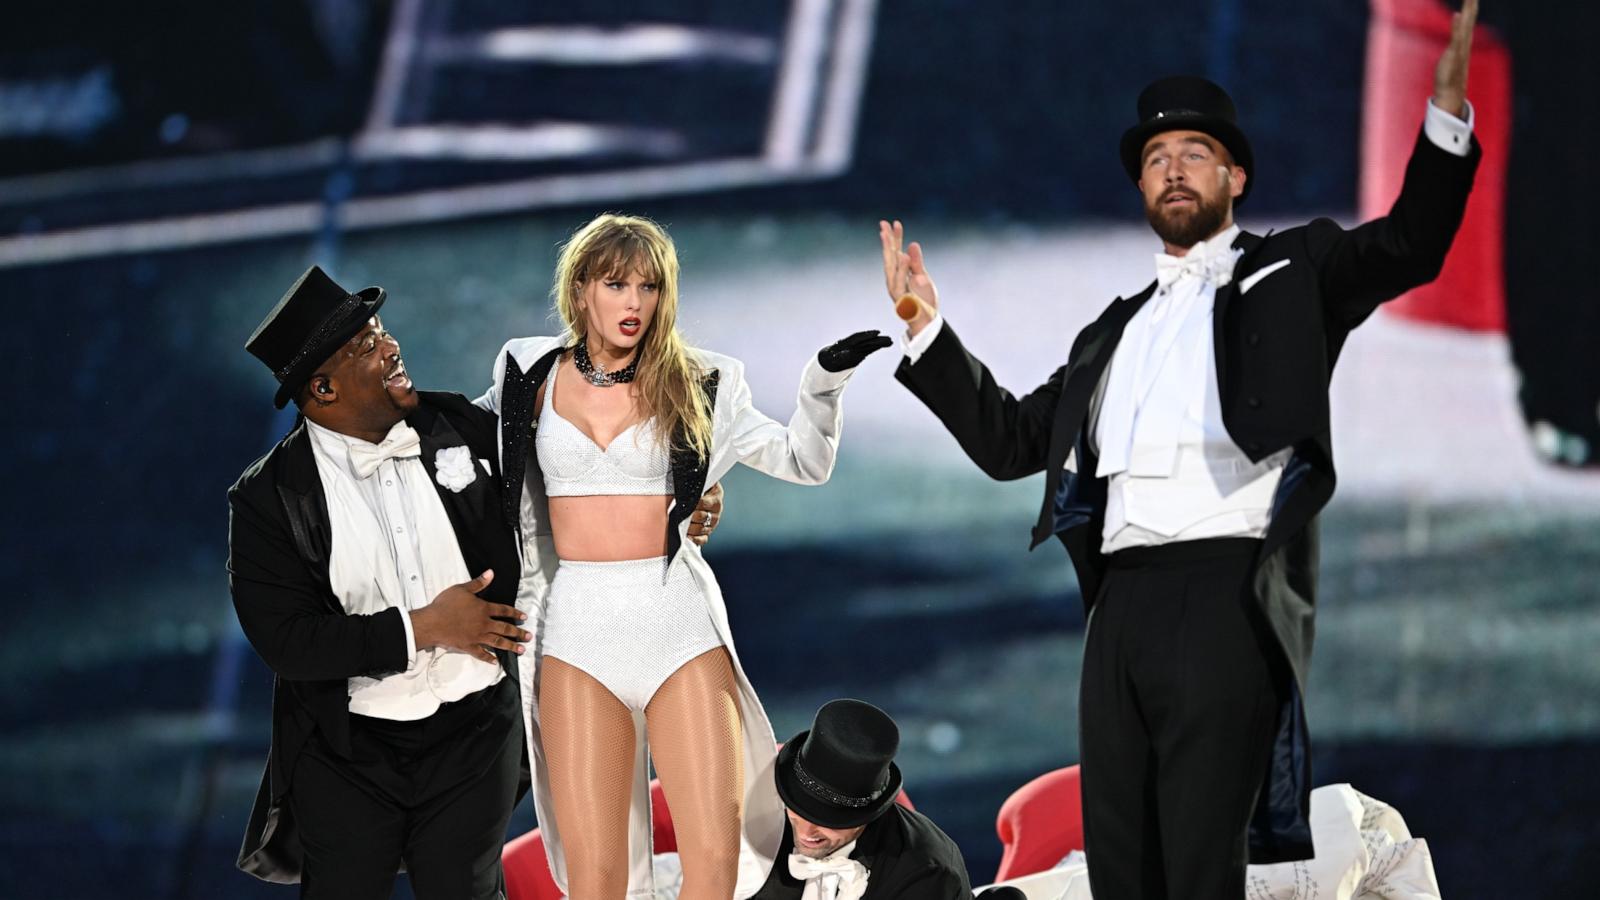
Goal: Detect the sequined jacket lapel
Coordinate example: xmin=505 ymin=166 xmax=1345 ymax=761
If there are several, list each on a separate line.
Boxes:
xmin=495 ymin=348 xmax=721 ymax=564
xmin=666 ymin=370 xmax=720 ymax=561
xmin=497 ymin=346 xmax=565 ymax=530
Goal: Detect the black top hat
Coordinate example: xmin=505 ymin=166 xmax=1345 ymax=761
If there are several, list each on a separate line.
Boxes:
xmin=246 ymin=265 xmax=386 ymax=408
xmin=775 ymin=699 xmax=903 ymax=829
xmin=1119 ymin=75 xmax=1254 ymax=204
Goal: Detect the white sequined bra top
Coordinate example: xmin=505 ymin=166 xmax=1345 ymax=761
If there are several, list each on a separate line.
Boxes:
xmin=535 ymin=364 xmax=672 ymax=497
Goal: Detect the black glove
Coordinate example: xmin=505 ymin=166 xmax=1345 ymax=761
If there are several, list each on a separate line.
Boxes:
xmin=817 ymin=330 xmax=893 ymax=372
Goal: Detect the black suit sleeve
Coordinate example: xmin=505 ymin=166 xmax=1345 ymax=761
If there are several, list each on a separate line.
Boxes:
xmin=883 ymin=865 xmax=970 ymax=900
xmin=895 ymin=322 xmax=1070 ymax=481
xmin=227 ymin=483 xmax=409 ymax=681
xmin=1308 ymin=125 xmax=1480 ymax=331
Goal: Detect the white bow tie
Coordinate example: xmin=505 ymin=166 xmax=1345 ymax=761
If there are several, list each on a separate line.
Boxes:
xmin=790 ymin=852 xmax=868 ymax=900
xmin=348 ymin=423 xmax=422 ymax=479
xmin=1154 ymin=245 xmax=1239 ymax=289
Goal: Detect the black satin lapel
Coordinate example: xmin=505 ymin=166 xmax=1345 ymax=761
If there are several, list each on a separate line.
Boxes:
xmin=277 ymin=423 xmax=329 ymax=563
xmin=1036 ymin=288 xmax=1152 ymax=538
xmin=1055 ymin=286 xmax=1157 ymax=459
xmin=666 ymin=369 xmax=721 ymax=562
xmin=1033 ymin=286 xmax=1157 ymax=545
xmin=498 ymin=347 xmax=564 ymax=530
xmin=1214 ymin=229 xmax=1273 ymax=390
xmin=275 ymin=422 xmax=337 ymax=610
xmin=411 ymin=404 xmax=490 ymax=549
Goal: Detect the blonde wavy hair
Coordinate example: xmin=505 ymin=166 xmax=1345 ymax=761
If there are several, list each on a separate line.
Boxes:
xmin=552 ymin=213 xmax=712 ymax=461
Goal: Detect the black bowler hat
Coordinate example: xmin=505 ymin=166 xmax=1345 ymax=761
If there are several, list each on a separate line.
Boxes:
xmin=1119 ymin=75 xmax=1254 ymax=204
xmin=246 ymin=265 xmax=386 ymax=408
xmin=775 ymin=699 xmax=903 ymax=829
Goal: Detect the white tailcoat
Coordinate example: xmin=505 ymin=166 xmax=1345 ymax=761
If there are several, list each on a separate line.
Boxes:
xmin=478 ymin=336 xmax=855 ymax=898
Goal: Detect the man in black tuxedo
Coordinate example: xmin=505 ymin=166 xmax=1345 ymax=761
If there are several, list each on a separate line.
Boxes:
xmin=882 ymin=3 xmax=1481 ymax=898
xmin=229 ymin=266 xmax=531 ymax=898
xmin=750 ymin=699 xmax=973 ymax=900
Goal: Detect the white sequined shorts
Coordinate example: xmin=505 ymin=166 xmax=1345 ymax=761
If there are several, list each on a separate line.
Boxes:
xmin=540 ymin=556 xmax=724 ymax=712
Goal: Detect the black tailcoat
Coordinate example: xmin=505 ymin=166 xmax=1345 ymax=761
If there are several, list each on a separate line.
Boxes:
xmin=226 ymin=390 xmax=521 ymax=882
xmin=750 ymin=805 xmax=972 ymax=900
xmin=896 ymin=128 xmax=1479 ymax=860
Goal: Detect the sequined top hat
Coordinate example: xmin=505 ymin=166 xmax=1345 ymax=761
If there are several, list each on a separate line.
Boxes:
xmin=775 ymin=699 xmax=903 ymax=829
xmin=246 ymin=265 xmax=387 ymax=409
xmin=1119 ymin=75 xmax=1255 ymax=204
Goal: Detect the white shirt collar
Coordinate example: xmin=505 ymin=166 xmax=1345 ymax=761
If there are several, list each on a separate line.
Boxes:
xmin=306 ymin=418 xmax=420 ymax=480
xmin=1180 ymin=223 xmax=1241 ymax=261
xmin=1153 ymin=223 xmax=1243 ymax=291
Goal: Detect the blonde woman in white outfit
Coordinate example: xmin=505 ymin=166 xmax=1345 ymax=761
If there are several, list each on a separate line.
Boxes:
xmin=477 ymin=213 xmax=889 ymax=900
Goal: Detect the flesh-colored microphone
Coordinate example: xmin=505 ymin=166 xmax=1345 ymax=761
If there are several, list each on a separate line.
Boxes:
xmin=896 ymin=294 xmax=930 ymax=322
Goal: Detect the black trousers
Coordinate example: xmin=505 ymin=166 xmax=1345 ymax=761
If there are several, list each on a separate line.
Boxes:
xmin=290 ymin=676 xmax=521 ymax=900
xmin=1079 ymin=538 xmax=1281 ymax=900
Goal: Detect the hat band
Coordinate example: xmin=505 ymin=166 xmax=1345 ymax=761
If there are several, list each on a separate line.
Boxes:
xmin=273 ymin=294 xmax=367 ymax=380
xmin=792 ymin=756 xmax=885 ymax=809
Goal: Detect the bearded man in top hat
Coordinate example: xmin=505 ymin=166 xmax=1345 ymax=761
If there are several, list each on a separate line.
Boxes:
xmin=880 ymin=2 xmax=1481 ymax=898
xmin=750 ymin=699 xmax=974 ymax=900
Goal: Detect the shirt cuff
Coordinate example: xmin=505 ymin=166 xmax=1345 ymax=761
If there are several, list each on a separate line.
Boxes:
xmin=1424 ymin=97 xmax=1474 ymax=157
xmin=396 ymin=607 xmax=418 ymax=667
xmin=901 ymin=313 xmax=946 ymax=364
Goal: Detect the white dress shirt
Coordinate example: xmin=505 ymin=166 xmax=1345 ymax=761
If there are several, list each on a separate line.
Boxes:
xmin=789 ymin=840 xmax=868 ymax=900
xmin=901 ymin=100 xmax=1475 ymax=554
xmin=1092 ymin=222 xmax=1293 ymax=551
xmin=307 ymin=419 xmax=503 ymax=720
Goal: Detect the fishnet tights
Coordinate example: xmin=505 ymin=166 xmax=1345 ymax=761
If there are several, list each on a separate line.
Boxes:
xmin=541 ymin=648 xmax=745 ymax=900
xmin=647 ymin=647 xmax=744 ymax=900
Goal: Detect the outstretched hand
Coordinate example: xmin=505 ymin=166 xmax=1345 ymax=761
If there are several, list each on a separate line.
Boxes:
xmin=1432 ymin=0 xmax=1477 ymax=118
xmin=818 ymin=330 xmax=893 ymax=372
xmin=878 ymin=220 xmax=940 ymax=336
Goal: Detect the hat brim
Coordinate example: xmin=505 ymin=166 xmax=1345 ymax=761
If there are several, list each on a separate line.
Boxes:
xmin=272 ymin=286 xmax=387 ymax=408
xmin=1119 ymin=114 xmax=1254 ymax=205
xmin=774 ymin=732 xmax=903 ymax=830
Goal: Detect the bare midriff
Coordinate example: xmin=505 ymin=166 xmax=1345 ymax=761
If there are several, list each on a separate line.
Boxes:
xmin=548 ymin=495 xmax=673 ymax=561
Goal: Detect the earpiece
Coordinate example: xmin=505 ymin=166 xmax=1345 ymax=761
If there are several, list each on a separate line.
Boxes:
xmin=317 ymin=383 xmax=332 ymax=394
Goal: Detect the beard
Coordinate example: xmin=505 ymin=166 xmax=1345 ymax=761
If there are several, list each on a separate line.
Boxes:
xmin=1145 ymin=185 xmax=1231 ymax=249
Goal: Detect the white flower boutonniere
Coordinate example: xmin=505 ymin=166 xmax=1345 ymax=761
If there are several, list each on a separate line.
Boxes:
xmin=434 ymin=446 xmax=477 ymax=493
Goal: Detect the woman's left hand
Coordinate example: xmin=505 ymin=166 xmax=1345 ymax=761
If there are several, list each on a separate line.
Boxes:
xmin=818 ymin=330 xmax=893 ymax=372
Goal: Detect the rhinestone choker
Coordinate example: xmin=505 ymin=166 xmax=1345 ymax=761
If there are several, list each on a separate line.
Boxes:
xmin=573 ymin=341 xmax=639 ymax=387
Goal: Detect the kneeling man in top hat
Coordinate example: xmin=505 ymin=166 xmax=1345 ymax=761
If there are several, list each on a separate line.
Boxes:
xmin=751 ymin=699 xmax=972 ymax=900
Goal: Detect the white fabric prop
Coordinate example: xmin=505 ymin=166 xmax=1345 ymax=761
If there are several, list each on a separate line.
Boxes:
xmin=976 ymin=785 xmax=1444 ymax=900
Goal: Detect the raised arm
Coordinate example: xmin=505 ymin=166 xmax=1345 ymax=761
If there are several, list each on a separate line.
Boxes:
xmin=884 ymin=219 xmax=1066 ymax=481
xmin=724 ymin=331 xmax=889 ymax=484
xmin=896 ymin=323 xmax=1068 ymax=481
xmin=1313 ymin=0 xmax=1481 ymax=329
